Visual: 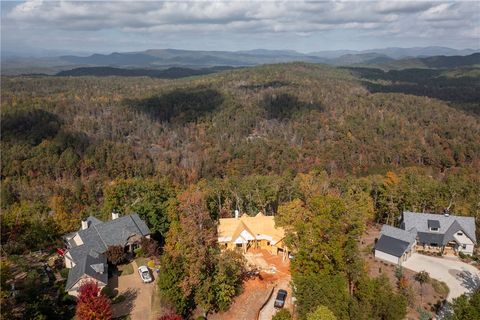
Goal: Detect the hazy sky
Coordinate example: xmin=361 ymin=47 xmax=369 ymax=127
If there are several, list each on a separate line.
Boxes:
xmin=2 ymin=0 xmax=479 ymax=55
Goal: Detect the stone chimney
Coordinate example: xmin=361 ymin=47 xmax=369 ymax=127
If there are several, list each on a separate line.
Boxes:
xmin=234 ymin=210 xmax=239 ymax=219
xmin=81 ymin=219 xmax=89 ymax=230
xmin=112 ymin=211 xmax=119 ymax=220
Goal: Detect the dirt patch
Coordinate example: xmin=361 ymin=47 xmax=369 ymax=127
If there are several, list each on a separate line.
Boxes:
xmin=209 ymin=249 xmax=292 ymax=320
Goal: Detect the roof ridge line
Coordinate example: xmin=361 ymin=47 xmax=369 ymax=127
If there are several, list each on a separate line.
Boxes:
xmin=92 ymin=223 xmax=108 ymax=250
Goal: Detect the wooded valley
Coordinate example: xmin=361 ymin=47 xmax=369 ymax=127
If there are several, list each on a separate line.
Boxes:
xmin=1 ymin=62 xmax=479 ymax=319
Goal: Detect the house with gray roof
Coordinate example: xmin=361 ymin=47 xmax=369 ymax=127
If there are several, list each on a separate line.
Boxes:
xmin=63 ymin=212 xmax=150 ymax=296
xmin=375 ymin=211 xmax=476 ymax=265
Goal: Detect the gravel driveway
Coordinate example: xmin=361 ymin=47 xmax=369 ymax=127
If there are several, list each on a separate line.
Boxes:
xmin=402 ymin=253 xmax=480 ymax=301
xmin=258 ymin=278 xmax=292 ymax=320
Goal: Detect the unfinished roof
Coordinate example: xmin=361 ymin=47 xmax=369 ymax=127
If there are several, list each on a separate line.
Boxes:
xmin=218 ymin=212 xmax=285 ymax=244
xmin=402 ymin=211 xmax=476 ymax=244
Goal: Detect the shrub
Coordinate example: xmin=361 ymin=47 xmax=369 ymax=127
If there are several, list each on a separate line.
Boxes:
xmin=113 ymin=294 xmax=126 ymax=304
xmin=148 ymin=260 xmax=155 ymax=269
xmin=60 ymin=268 xmax=69 ymax=279
xmin=101 ymin=286 xmax=116 ymax=299
xmin=272 ymin=309 xmax=292 ymax=320
xmin=134 ymin=247 xmax=144 ymax=257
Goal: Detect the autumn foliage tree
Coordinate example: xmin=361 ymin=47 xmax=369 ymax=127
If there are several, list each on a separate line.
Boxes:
xmin=105 ymin=245 xmax=127 ymax=265
xmin=75 ymin=280 xmax=112 ymax=320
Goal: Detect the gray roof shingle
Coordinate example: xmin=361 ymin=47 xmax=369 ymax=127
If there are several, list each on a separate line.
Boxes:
xmin=65 ymin=213 xmax=150 ymax=292
xmin=402 ymin=211 xmax=476 ymax=244
xmin=65 ymin=251 xmax=108 ymax=290
xmin=375 ymin=235 xmax=411 ymax=257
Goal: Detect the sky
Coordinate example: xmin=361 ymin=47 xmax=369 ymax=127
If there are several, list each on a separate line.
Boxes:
xmin=1 ymin=0 xmax=479 ymax=56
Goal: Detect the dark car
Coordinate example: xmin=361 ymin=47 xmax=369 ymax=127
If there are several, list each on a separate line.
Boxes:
xmin=274 ymin=289 xmax=287 ymax=308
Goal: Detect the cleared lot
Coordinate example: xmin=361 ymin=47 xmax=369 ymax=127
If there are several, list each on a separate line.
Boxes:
xmin=402 ymin=253 xmax=480 ymax=301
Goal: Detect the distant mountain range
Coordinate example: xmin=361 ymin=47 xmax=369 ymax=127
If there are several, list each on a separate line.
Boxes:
xmin=2 ymin=47 xmax=478 ymax=75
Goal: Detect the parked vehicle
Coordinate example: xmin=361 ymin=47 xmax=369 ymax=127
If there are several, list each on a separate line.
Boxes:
xmin=274 ymin=289 xmax=287 ymax=308
xmin=138 ymin=266 xmax=153 ymax=283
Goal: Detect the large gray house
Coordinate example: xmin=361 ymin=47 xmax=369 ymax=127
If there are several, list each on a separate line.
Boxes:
xmin=63 ymin=212 xmax=150 ymax=296
xmin=375 ymin=211 xmax=476 ymax=265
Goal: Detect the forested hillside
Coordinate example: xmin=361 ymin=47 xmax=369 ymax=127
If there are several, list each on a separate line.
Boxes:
xmin=1 ymin=63 xmax=480 ymax=319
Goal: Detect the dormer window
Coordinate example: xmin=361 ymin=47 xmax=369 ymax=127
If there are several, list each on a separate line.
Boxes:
xmin=427 ymin=219 xmax=440 ymax=232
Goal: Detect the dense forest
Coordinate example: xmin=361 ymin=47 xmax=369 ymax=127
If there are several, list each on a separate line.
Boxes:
xmin=1 ymin=62 xmax=479 ymax=319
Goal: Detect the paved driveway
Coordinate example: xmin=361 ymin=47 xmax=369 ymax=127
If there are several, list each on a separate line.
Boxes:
xmin=110 ymin=262 xmax=155 ymax=320
xmin=402 ymin=253 xmax=480 ymax=301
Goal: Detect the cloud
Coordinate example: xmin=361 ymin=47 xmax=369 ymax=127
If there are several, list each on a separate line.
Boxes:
xmin=2 ymin=0 xmax=479 ymax=52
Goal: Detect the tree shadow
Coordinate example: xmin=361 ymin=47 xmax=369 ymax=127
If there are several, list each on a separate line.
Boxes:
xmin=124 ymin=87 xmax=224 ymax=124
xmin=1 ymin=108 xmax=61 ymax=145
xmin=111 ymin=288 xmax=138 ymax=318
xmin=239 ymin=80 xmax=292 ymax=91
xmin=345 ymin=67 xmax=480 ymax=114
xmin=262 ymin=93 xmax=324 ymax=120
xmin=456 ymin=270 xmax=480 ymax=293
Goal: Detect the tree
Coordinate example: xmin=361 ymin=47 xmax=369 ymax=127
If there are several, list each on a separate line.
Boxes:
xmin=75 ymin=281 xmax=112 ymax=320
xmin=140 ymin=237 xmax=160 ymax=257
xmin=449 ymin=288 xmax=480 ymax=320
xmin=414 ymin=271 xmax=430 ymax=304
xmin=213 ymin=250 xmax=245 ymax=311
xmin=272 ymin=309 xmax=293 ymax=320
xmin=307 ymin=305 xmax=337 ymax=320
xmin=105 ymin=245 xmax=127 ymax=265
xmin=159 ymin=187 xmax=244 ymax=317
xmin=103 ymin=178 xmax=176 ymax=240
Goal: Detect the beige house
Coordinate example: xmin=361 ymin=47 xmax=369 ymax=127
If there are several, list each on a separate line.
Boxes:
xmin=218 ymin=211 xmax=289 ymax=259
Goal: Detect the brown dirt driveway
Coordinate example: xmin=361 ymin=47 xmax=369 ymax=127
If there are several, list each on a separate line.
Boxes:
xmin=110 ymin=261 xmax=156 ymax=320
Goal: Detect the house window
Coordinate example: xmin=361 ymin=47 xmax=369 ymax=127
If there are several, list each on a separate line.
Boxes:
xmin=430 ymin=227 xmax=439 ymax=232
xmin=430 ymin=243 xmax=438 ymax=247
xmin=457 ymin=232 xmax=463 ymax=236
xmin=462 ymin=244 xmax=466 ymax=249
xmin=236 ymin=243 xmax=243 ymax=248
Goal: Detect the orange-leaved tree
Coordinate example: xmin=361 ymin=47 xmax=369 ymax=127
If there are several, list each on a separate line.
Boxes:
xmin=75 ymin=280 xmax=112 ymax=320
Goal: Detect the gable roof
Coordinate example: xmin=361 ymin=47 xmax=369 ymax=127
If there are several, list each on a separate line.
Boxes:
xmin=428 ymin=219 xmax=440 ymax=229
xmin=402 ymin=211 xmax=476 ymax=244
xmin=376 ymin=225 xmax=416 ymax=257
xmin=375 ymin=235 xmax=411 ymax=258
xmin=65 ymin=213 xmax=150 ymax=292
xmin=218 ymin=212 xmax=285 ymax=244
xmin=94 ymin=214 xmax=150 ymax=247
xmin=65 ymin=251 xmax=108 ymax=291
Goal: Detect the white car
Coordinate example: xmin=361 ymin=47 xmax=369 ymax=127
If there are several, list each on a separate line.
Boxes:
xmin=138 ymin=266 xmax=153 ymax=283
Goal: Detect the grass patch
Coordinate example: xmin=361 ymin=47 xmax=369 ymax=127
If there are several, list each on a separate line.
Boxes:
xmin=118 ymin=263 xmax=134 ymax=276
xmin=135 ymin=257 xmax=149 ymax=267
xmin=431 ymin=278 xmax=449 ymax=297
